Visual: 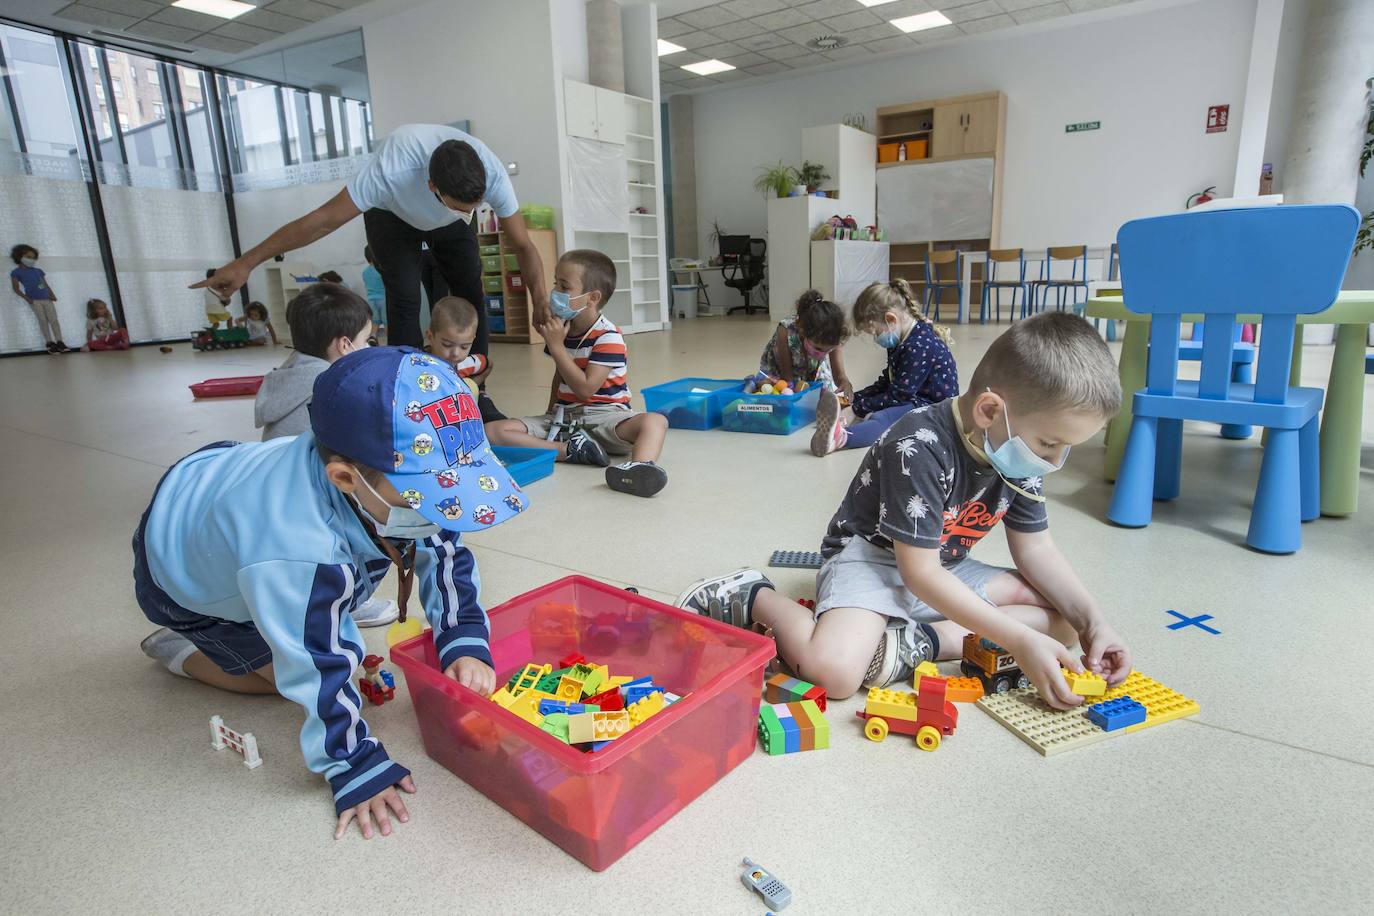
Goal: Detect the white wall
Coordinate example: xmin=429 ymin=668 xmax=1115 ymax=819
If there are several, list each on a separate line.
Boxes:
xmin=363 ymin=0 xmax=565 ymax=219
xmin=234 ymin=179 xmax=370 ymax=305
xmin=690 ymin=0 xmax=1256 ymax=306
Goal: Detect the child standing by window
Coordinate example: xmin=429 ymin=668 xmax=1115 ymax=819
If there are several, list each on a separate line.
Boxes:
xmin=203 ymin=267 xmax=233 ymax=331
xmin=241 ymin=301 xmax=278 ymax=346
xmin=811 ymin=279 xmax=958 ymax=457
xmin=10 ymin=244 xmax=71 ymax=353
xmin=84 ymin=298 xmax=130 ymax=351
xmin=362 ymin=246 xmax=387 ymax=334
xmin=757 ymin=289 xmax=853 ymax=395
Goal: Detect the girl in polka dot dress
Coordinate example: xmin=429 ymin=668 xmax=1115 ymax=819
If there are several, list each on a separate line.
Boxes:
xmin=811 ymin=279 xmax=959 ymax=456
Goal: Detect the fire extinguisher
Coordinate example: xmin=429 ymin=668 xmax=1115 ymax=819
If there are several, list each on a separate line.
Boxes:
xmin=1185 ymin=186 xmax=1217 ymax=209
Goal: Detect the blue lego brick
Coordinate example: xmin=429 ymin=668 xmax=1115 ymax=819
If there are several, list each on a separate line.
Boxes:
xmin=619 ymin=676 xmax=653 ymax=697
xmin=539 ymin=699 xmax=598 ymax=716
xmin=380 ymin=670 xmax=395 ymax=689
xmin=590 ymin=740 xmax=613 ymax=752
xmin=780 ymin=711 xmax=799 ymax=754
xmin=625 ymin=684 xmax=666 ymax=706
xmin=1086 ymin=695 xmax=1147 ymax=732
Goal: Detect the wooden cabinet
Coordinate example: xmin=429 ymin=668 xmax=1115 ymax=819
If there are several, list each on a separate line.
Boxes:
xmin=931 ymin=103 xmax=965 ymax=158
xmin=481 ymin=227 xmax=557 ymax=345
xmin=930 ymin=96 xmax=1000 ymax=157
xmin=564 ymin=79 xmax=625 ymax=144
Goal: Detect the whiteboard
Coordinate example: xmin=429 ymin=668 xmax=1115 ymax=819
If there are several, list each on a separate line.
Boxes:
xmin=877 ymin=159 xmax=994 ymax=241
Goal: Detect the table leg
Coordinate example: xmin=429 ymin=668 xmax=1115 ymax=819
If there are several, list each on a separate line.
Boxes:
xmin=1104 ymin=321 xmax=1148 ymax=481
xmin=1318 ymin=322 xmax=1366 ymax=517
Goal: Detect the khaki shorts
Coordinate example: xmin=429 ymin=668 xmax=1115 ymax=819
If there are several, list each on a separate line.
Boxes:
xmin=206 ymin=311 xmax=232 ymax=323
xmin=521 ymin=405 xmax=637 ymax=457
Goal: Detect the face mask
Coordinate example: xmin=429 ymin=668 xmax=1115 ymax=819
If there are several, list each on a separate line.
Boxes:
xmin=21 ymin=257 xmax=36 ymax=268
xmin=802 ymin=339 xmax=829 ymax=360
xmin=875 ymin=324 xmax=901 ymax=349
xmin=353 ymin=472 xmax=441 ymax=541
xmin=550 ymin=290 xmax=588 ymax=321
xmin=983 ymin=396 xmax=1067 ymax=481
xmin=432 ymin=190 xmax=476 ymax=223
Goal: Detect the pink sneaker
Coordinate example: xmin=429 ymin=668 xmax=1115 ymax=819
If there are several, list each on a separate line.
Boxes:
xmin=810 ymin=388 xmax=847 ymax=456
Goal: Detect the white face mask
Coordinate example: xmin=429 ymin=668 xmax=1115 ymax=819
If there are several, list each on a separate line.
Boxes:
xmin=21 ymin=257 xmax=36 ymax=268
xmin=353 ymin=472 xmax=440 ymax=541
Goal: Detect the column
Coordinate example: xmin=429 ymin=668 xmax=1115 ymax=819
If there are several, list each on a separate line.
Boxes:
xmin=586 ymin=0 xmax=625 ymax=93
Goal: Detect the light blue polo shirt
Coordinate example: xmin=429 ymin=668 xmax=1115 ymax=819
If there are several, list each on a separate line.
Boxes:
xmin=347 ymin=124 xmax=518 ymax=231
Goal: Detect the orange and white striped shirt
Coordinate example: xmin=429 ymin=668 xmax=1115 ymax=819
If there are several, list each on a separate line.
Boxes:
xmin=548 ymin=314 xmax=631 ymax=408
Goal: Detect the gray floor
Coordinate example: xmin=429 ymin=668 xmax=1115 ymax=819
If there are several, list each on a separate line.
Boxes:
xmin=2 ymin=314 xmax=1372 ymax=914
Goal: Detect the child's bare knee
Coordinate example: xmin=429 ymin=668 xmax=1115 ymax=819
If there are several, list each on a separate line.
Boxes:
xmin=645 ymin=412 xmax=668 ymax=433
xmin=797 ymin=657 xmax=864 ymax=700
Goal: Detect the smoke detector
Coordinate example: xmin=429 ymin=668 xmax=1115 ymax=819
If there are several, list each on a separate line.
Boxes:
xmin=807 ymin=35 xmax=848 ymax=52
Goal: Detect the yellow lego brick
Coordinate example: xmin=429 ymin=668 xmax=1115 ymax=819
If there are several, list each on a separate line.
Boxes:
xmin=556 ymin=674 xmax=585 ymax=700
xmin=1062 ymin=668 xmax=1107 ymax=697
xmin=607 ymin=675 xmax=632 ymax=687
xmin=864 ymin=687 xmax=918 ymax=721
xmin=489 ymin=686 xmax=517 ymax=708
xmin=627 ymin=691 xmax=665 ymax=727
xmin=592 ymin=710 xmax=631 ymax=741
xmin=976 ymin=670 xmax=1199 ymax=755
xmin=912 ymin=661 xmax=940 ymax=687
xmin=504 ymin=689 xmax=557 ymax=726
xmin=568 ymin=711 xmax=596 ymax=743
xmin=510 ymin=662 xmax=552 ymax=696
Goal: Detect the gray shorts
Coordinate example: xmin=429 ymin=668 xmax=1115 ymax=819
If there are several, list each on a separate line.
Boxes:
xmin=814 ymin=536 xmax=1009 ymax=625
xmin=520 ymin=405 xmax=637 ymax=457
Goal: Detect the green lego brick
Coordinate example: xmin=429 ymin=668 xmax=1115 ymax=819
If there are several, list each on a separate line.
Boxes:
xmin=581 ymin=665 xmax=606 ymax=697
xmin=540 ymin=712 xmax=570 ymax=743
xmin=757 ymin=706 xmax=785 ymax=756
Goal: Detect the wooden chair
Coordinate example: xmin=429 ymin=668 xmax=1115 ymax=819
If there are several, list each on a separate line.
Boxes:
xmin=1030 ymin=245 xmax=1089 ymax=314
xmin=923 ymin=249 xmax=962 ymax=322
xmin=980 ymin=248 xmax=1028 ymax=323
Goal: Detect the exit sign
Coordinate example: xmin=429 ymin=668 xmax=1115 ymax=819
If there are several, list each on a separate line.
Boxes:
xmin=1066 ymin=121 xmax=1100 ymax=133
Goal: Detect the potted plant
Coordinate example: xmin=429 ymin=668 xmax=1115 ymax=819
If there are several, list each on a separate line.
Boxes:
xmin=796 ymin=161 xmax=830 ymax=194
xmin=754 ymin=161 xmax=798 ymax=199
xmin=707 ymin=219 xmax=725 ymax=264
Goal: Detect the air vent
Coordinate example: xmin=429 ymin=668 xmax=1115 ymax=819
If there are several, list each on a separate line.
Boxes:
xmin=89 ymin=29 xmax=198 ymax=54
xmin=806 ymin=35 xmax=848 ymax=52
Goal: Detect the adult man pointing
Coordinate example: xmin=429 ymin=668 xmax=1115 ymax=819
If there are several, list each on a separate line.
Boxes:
xmin=194 ymin=124 xmax=549 ymax=351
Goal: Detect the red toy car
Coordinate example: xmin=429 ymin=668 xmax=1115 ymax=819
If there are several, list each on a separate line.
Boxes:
xmin=856 ymin=675 xmax=959 ymax=751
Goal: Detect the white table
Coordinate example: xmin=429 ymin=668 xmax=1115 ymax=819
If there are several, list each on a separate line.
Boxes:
xmin=956 ymin=247 xmax=1112 ymax=323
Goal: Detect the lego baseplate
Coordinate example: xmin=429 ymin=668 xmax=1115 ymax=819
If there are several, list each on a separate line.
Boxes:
xmin=769 ymin=549 xmax=823 ymax=569
xmin=975 ymin=671 xmax=1200 ymax=756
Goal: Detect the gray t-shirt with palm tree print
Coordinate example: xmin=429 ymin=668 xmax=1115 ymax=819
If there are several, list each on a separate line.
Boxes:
xmin=821 ymin=398 xmax=1048 ymax=566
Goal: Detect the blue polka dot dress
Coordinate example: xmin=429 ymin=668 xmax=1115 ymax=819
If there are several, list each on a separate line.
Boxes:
xmin=851 ymin=321 xmax=959 ymax=417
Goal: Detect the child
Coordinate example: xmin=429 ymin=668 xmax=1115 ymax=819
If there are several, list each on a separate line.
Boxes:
xmin=757 ymin=289 xmax=852 ymax=395
xmin=486 ymin=249 xmax=669 ymax=497
xmin=203 ymin=267 xmax=234 ymax=331
xmin=362 ymin=246 xmax=387 ymax=333
xmin=83 ymin=298 xmax=130 ymax=351
xmin=136 ymin=346 xmax=527 ymax=839
xmin=241 ymin=301 xmax=278 ymax=346
xmin=812 ymin=279 xmax=959 ymax=458
xmin=679 ymin=313 xmax=1132 ymax=710
xmin=10 ymin=244 xmax=70 ymax=353
xmin=425 ymin=296 xmax=505 ymax=424
xmin=256 ymin=284 xmax=370 ymax=440
xmin=317 ymin=270 xmax=345 ymax=285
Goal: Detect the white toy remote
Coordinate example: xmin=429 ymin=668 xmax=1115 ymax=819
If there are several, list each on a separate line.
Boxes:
xmin=741 ymin=857 xmax=792 ymax=910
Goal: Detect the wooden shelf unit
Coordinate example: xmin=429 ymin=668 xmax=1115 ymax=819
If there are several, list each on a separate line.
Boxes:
xmin=479 ymin=227 xmax=557 ymax=345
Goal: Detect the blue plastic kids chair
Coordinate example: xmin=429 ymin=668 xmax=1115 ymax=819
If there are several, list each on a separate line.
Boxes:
xmin=1107 ymin=204 xmax=1359 ymax=554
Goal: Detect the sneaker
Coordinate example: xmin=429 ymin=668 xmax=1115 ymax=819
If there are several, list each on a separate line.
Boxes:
xmin=140 ymin=627 xmax=197 ymax=678
xmin=563 ymin=429 xmax=610 ymax=467
xmin=45 ymin=342 xmax=57 ymax=354
xmin=676 ymin=568 xmax=773 ymax=630
xmin=862 ymin=621 xmax=936 ymax=690
xmin=810 ymin=388 xmax=847 ymax=456
xmin=352 ymin=596 xmax=399 ymax=627
xmin=53 ymin=341 xmax=73 ymax=353
xmin=606 ymin=460 xmax=667 ymax=497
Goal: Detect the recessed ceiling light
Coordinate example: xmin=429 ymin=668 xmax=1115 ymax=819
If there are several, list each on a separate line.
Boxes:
xmin=681 ymin=59 xmax=735 ymax=76
xmin=858 ymin=1 xmax=900 ymax=6
xmin=172 ymin=0 xmax=255 ymax=19
xmin=657 ymin=39 xmax=686 ymax=56
xmin=890 ymin=11 xmax=954 ymax=33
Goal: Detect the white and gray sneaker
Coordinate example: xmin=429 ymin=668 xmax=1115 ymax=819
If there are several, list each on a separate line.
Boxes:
xmin=140 ymin=627 xmax=197 ymax=678
xmin=352 ymin=596 xmax=399 ymax=627
xmin=563 ymin=429 xmax=610 ymax=467
xmin=863 ymin=620 xmax=936 ymax=690
xmin=676 ymin=568 xmax=773 ymax=630
xmin=606 ymin=460 xmax=668 ymax=497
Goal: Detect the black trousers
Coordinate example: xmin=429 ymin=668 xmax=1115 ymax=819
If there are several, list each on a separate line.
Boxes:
xmin=362 ymin=207 xmax=486 ymax=354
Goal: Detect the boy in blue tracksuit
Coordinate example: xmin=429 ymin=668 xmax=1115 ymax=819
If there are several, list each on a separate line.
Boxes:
xmin=133 ymin=347 xmax=528 ymax=839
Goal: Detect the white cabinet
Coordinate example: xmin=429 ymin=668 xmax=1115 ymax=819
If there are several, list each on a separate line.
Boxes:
xmin=563 ymin=80 xmax=625 ymax=145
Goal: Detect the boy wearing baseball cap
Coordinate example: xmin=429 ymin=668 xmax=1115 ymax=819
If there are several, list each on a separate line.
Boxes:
xmin=133 ymin=347 xmax=526 ymax=840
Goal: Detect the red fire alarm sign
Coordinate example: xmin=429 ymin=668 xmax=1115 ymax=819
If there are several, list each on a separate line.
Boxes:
xmin=1207 ymin=104 xmax=1229 ymax=133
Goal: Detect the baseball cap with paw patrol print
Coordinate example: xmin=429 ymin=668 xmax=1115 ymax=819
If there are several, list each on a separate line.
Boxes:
xmin=309 ymin=346 xmax=527 ymax=532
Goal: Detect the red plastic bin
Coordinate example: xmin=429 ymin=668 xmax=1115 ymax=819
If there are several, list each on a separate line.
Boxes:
xmin=389 ymin=576 xmax=774 ymax=871
xmin=189 ymin=375 xmax=264 ymax=398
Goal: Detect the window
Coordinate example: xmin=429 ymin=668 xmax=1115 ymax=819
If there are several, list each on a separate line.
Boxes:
xmin=185 ymin=69 xmax=199 ymax=87
xmin=111 ymin=77 xmax=121 ymax=97
xmin=117 ymin=112 xmax=128 ymax=129
xmin=94 ymin=81 xmax=104 ymax=100
xmin=152 ymin=102 xmax=164 ymax=119
xmin=0 ymin=26 xmax=82 ymax=157
xmin=87 ymin=46 xmax=98 ymax=67
xmin=147 ymin=67 xmax=159 ymax=86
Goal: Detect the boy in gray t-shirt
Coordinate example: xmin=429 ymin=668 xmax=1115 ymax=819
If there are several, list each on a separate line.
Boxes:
xmin=677 ymin=313 xmax=1134 ymax=710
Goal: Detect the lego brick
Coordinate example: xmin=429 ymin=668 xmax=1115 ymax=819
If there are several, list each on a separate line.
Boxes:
xmin=1062 ymin=668 xmax=1107 ymax=697
xmin=864 ymin=686 xmax=917 ymax=721
xmin=768 ymin=549 xmax=822 ymax=569
xmin=785 ymin=702 xmax=814 ymax=751
xmin=581 ymin=664 xmax=608 ymax=697
xmin=913 ymin=660 xmax=940 ymax=683
xmin=794 ymin=699 xmax=828 ymax=750
xmin=558 ymin=652 xmax=586 ymax=668
xmin=556 ymin=674 xmax=585 ymax=700
xmin=976 ymin=670 xmax=1199 ymax=755
xmin=488 ymin=686 xmax=517 ymax=708
xmin=534 ymin=672 xmax=564 ymax=694
xmin=758 ymin=706 xmax=785 ymax=755
xmin=607 ymin=675 xmax=633 ymax=688
xmin=942 ymin=676 xmax=985 ymax=703
xmin=915 ymin=675 xmax=948 ymax=712
xmin=510 ymin=662 xmax=552 ymax=696
xmin=779 ymin=709 xmax=799 ymax=753
xmin=626 ymin=684 xmax=666 ymax=706
xmin=584 ymin=687 xmax=625 ymax=712
xmin=619 ymin=676 xmax=653 ymax=696
xmin=801 ymin=684 xmax=827 ymax=712
xmin=591 ymin=710 xmax=631 ymax=741
xmin=1086 ymin=696 xmax=1147 ymax=732
xmin=505 ymin=689 xmax=557 ymax=725
xmin=538 ymin=699 xmax=600 ymax=716
xmin=568 ymin=711 xmax=597 ymax=744
xmin=540 ymin=712 xmax=570 ymax=742
xmin=763 ymin=672 xmax=826 ymax=712
xmin=627 ymin=691 xmax=665 ymax=728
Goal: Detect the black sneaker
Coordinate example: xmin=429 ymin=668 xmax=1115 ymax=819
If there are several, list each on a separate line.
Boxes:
xmin=863 ymin=620 xmax=936 ymax=689
xmin=606 ymin=460 xmax=667 ymax=497
xmin=563 ymin=429 xmax=610 ymax=467
xmin=53 ymin=340 xmax=73 ymax=353
xmin=45 ymin=342 xmax=58 ymax=354
xmin=675 ymin=568 xmax=772 ymax=629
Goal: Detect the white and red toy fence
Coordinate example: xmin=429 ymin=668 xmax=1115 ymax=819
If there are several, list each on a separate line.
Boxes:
xmin=210 ymin=715 xmax=262 ymax=769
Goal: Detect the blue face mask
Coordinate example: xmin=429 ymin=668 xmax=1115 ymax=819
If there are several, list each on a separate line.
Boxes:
xmin=355 ymin=474 xmax=441 ymax=541
xmin=983 ymin=398 xmax=1067 ymax=481
xmin=550 ymin=290 xmax=588 ymax=321
xmin=876 ymin=329 xmax=901 ymax=349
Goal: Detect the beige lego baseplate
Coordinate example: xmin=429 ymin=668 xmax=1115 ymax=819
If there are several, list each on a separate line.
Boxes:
xmin=975 ymin=671 xmax=1200 ymax=756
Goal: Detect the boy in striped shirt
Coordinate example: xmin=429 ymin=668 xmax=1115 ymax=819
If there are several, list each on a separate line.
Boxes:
xmin=487 ymin=249 xmax=669 ymax=496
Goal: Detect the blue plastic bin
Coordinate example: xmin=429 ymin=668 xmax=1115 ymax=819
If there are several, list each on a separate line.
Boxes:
xmin=641 ymin=378 xmax=745 ymax=430
xmin=492 ymin=446 xmax=555 ymax=486
xmin=721 ymin=385 xmax=822 ymax=435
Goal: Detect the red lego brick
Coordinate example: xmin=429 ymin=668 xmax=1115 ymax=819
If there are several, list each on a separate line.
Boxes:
xmin=558 ymin=652 xmax=586 ymax=668
xmin=802 ymin=684 xmax=827 ymax=712
xmin=915 ymin=675 xmax=947 ymax=711
xmin=584 ymin=687 xmax=625 ymax=711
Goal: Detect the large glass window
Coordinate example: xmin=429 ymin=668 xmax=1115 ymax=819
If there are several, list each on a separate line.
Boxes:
xmin=102 ymin=47 xmax=177 ymax=177
xmin=220 ymin=76 xmax=287 ymax=174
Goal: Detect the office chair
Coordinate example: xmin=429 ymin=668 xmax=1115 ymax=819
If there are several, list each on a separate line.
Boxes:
xmin=722 ymin=235 xmax=767 ymax=315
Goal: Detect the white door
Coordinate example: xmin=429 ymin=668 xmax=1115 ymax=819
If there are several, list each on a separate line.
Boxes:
xmin=564 ymin=79 xmax=599 ymax=141
xmin=594 ymin=86 xmax=626 ymax=144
